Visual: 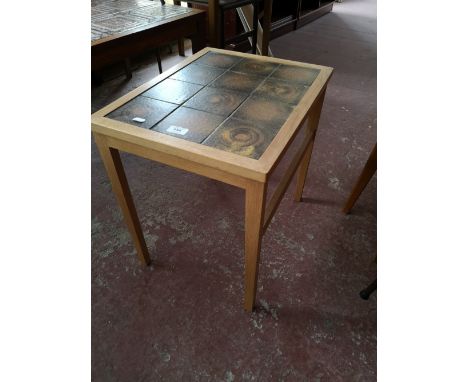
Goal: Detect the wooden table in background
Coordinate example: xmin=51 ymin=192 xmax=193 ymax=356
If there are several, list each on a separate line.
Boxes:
xmin=92 ymin=47 xmax=333 ymax=311
xmin=92 ymin=0 xmax=206 ymax=73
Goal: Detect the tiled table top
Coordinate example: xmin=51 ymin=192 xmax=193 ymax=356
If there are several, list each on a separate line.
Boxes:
xmin=91 ymin=0 xmax=193 ymax=42
xmin=106 ymin=51 xmax=321 ymax=160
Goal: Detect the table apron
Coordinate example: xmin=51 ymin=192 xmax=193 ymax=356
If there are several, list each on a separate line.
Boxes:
xmin=104 ymin=135 xmax=252 ymax=190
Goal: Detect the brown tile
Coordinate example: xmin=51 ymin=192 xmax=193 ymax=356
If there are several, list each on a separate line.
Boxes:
xmin=271 ymin=64 xmax=320 ymax=85
xmin=231 ymin=96 xmax=294 ymax=129
xmin=183 ymin=87 xmax=248 ymax=117
xmin=203 ymin=117 xmax=279 ymax=159
xmin=253 ymin=78 xmax=309 ymax=105
xmin=170 ymin=64 xmax=225 ymax=86
xmin=230 ymin=58 xmax=279 ymax=76
xmin=142 ymin=78 xmax=203 ymax=104
xmin=195 ymin=52 xmax=242 ymax=69
xmin=210 ymin=71 xmax=264 ymax=94
xmin=153 ymin=107 xmax=225 ymax=143
xmin=106 ymin=96 xmax=177 ymax=129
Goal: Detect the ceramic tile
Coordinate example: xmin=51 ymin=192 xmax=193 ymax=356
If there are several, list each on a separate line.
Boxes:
xmin=203 ymin=117 xmax=280 ymax=159
xmin=230 ymin=58 xmax=279 ymax=76
xmin=183 ymin=87 xmax=248 ymax=117
xmin=231 ymin=95 xmax=294 ymax=129
xmin=253 ymin=78 xmax=309 ymax=105
xmin=106 ymin=96 xmax=177 ymax=129
xmin=195 ymin=52 xmax=242 ymax=69
xmin=142 ymin=78 xmax=203 ymax=104
xmin=170 ymin=64 xmax=225 ymax=86
xmin=271 ymin=64 xmax=320 ymax=85
xmin=210 ymin=71 xmax=264 ymax=93
xmin=153 ymin=107 xmax=225 ymax=143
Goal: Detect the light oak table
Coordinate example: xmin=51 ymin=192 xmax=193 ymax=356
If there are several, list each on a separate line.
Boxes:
xmin=92 ymin=47 xmax=333 ymax=311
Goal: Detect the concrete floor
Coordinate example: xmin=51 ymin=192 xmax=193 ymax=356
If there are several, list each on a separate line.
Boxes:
xmin=91 ymin=0 xmax=376 ymax=380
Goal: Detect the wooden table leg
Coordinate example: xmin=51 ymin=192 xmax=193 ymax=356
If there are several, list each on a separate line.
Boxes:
xmin=294 ymin=90 xmax=326 ymax=202
xmin=261 ymin=0 xmax=273 ymax=56
xmin=156 ymin=47 xmax=163 ymax=74
xmin=294 ymin=127 xmax=318 ymax=202
xmin=343 ymin=144 xmax=377 ymax=214
xmin=177 ymin=38 xmax=185 ymax=56
xmin=93 ymin=134 xmax=151 ymax=266
xmin=244 ymin=180 xmax=267 ymax=312
xmin=190 ymin=17 xmax=207 ymax=53
xmin=124 ymin=58 xmax=132 ymax=79
xmin=208 ymin=0 xmax=220 ymax=48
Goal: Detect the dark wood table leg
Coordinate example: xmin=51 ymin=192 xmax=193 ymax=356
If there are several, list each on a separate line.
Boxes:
xmin=91 ymin=71 xmax=103 ymax=87
xmin=156 ymin=48 xmax=163 ymax=74
xmin=178 ymin=38 xmax=185 ymax=56
xmin=124 ymin=58 xmax=132 ymax=79
xmin=190 ymin=17 xmax=207 ymax=54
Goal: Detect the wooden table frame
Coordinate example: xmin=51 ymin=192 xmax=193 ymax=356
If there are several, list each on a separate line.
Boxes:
xmin=92 ymin=47 xmax=333 ymax=311
xmin=92 ymin=7 xmax=206 ymax=72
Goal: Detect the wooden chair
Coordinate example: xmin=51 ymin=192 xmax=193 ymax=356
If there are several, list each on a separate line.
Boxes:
xmin=177 ymin=0 xmax=259 ymax=53
xmin=342 ymin=144 xmax=377 ymax=299
xmin=343 ymin=144 xmax=377 ymax=214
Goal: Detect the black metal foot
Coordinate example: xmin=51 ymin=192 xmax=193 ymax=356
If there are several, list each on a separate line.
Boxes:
xmin=360 ymin=279 xmax=377 ymax=300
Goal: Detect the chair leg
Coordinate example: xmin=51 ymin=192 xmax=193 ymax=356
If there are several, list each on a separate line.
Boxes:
xmin=343 ymin=144 xmax=377 ymax=214
xmin=360 ymin=279 xmax=377 ymax=300
xmin=156 ymin=47 xmax=162 ymax=74
xmin=251 ymin=0 xmax=258 ymax=53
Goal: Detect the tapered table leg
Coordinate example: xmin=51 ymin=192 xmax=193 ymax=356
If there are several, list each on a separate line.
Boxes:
xmin=343 ymin=144 xmax=377 ymax=214
xmin=244 ymin=180 xmax=267 ymax=312
xmin=93 ymin=134 xmax=151 ymax=265
xmin=294 ymin=90 xmax=326 ymax=202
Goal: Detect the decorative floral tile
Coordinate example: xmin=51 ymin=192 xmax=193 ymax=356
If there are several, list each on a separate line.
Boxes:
xmin=231 ymin=95 xmax=294 ymax=129
xmin=210 ymin=71 xmax=264 ymax=94
xmin=253 ymin=78 xmax=309 ymax=105
xmin=230 ymin=58 xmax=279 ymax=77
xmin=203 ymin=117 xmax=281 ymax=159
xmin=271 ymin=65 xmax=320 ymax=85
xmin=184 ymin=87 xmax=248 ymax=117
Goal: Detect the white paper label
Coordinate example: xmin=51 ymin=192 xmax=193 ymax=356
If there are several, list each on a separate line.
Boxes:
xmin=166 ymin=125 xmax=189 ymax=136
xmin=132 ymin=117 xmax=146 ymax=123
